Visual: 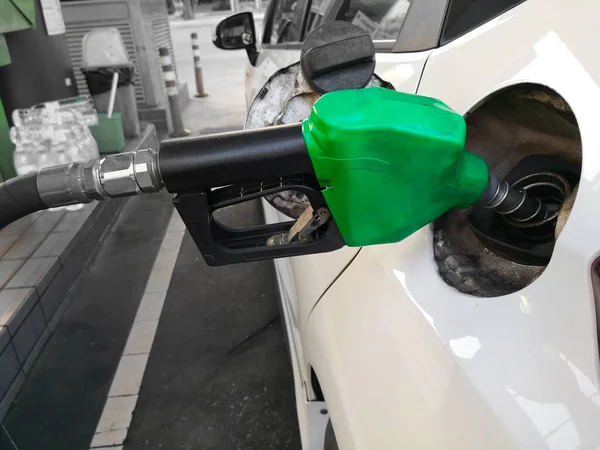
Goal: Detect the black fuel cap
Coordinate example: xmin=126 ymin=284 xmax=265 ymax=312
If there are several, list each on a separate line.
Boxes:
xmin=300 ymin=21 xmax=375 ymax=94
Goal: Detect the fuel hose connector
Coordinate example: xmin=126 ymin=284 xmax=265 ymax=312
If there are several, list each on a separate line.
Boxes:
xmin=36 ymin=149 xmax=164 ymax=208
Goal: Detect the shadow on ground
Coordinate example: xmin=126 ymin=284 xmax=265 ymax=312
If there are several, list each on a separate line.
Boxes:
xmin=124 ymin=199 xmax=300 ymax=450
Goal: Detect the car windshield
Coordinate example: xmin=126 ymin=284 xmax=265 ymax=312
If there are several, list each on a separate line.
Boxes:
xmin=371 ymin=0 xmax=411 ymax=40
xmin=305 ymin=0 xmax=412 ymax=41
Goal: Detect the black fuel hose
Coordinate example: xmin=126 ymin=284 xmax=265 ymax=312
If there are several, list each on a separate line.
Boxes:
xmin=0 ymin=172 xmax=47 ymax=229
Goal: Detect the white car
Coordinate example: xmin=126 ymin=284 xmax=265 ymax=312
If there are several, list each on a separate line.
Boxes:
xmin=215 ymin=1 xmax=600 ymax=449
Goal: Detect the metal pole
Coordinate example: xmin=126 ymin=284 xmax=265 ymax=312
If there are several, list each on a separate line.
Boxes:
xmin=159 ymin=47 xmax=191 ymax=138
xmin=191 ymin=33 xmax=208 ymax=98
xmin=182 ymin=0 xmax=194 ymax=20
xmin=229 ymin=0 xmax=236 ymax=13
xmin=175 ymin=0 xmax=183 ymax=17
xmin=254 ymin=0 xmax=260 ymax=11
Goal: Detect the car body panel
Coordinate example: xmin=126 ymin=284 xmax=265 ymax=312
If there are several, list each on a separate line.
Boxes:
xmin=303 ymin=0 xmax=600 ymax=448
xmin=247 ymin=49 xmax=299 ymax=106
xmin=270 ymin=241 xmax=330 ymax=450
xmin=254 ymin=43 xmax=434 ymax=364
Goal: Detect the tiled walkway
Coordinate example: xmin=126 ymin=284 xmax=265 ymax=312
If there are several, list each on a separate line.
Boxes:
xmin=0 ymin=201 xmax=123 ymax=420
xmin=2 ymin=194 xmax=173 ymax=450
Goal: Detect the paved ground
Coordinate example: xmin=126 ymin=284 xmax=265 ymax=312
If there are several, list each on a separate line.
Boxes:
xmin=169 ymin=14 xmax=263 ymax=134
xmin=124 ymin=201 xmax=299 ymax=450
xmin=1 ymin=19 xmax=300 ymax=450
xmin=3 ymin=194 xmax=173 ymax=450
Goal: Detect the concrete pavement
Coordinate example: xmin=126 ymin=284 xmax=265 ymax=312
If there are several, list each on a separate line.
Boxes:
xmin=124 ymin=201 xmax=299 ymax=450
xmin=3 ymin=193 xmax=175 ymax=450
xmin=169 ymin=15 xmax=264 ymax=134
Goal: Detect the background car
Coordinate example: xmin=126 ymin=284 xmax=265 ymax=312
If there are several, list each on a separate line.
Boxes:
xmin=215 ymin=0 xmax=600 ymax=449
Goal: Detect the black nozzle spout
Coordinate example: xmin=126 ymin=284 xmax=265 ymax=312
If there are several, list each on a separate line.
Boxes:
xmin=479 ymin=171 xmax=547 ymax=224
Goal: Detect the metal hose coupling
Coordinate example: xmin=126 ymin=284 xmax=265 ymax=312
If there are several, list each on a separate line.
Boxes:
xmin=36 ymin=149 xmax=164 ymax=208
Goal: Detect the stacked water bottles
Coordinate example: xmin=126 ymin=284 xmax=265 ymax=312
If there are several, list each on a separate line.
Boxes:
xmin=11 ymin=96 xmax=100 ymax=211
xmin=11 ymin=96 xmax=100 ymax=175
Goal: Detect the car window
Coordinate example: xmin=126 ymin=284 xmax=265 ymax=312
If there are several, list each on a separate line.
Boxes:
xmin=268 ymin=0 xmax=302 ymax=44
xmin=441 ymin=0 xmax=526 ymax=44
xmin=304 ymin=0 xmax=412 ymax=42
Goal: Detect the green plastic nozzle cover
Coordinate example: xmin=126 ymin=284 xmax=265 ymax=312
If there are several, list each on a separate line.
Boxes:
xmin=302 ymin=88 xmax=489 ymax=247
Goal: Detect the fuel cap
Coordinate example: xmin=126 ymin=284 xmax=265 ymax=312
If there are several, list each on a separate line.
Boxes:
xmin=300 ymin=21 xmax=375 ymax=94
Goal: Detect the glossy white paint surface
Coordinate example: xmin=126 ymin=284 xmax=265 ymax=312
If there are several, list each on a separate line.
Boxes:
xmin=271 ymin=242 xmax=330 ymax=450
xmin=304 ymin=0 xmax=600 ymax=448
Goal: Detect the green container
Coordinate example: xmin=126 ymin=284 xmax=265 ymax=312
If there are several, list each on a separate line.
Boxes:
xmin=0 ymin=97 xmax=15 ymax=180
xmin=91 ymin=113 xmax=126 ymax=154
xmin=0 ymin=0 xmax=37 ymax=67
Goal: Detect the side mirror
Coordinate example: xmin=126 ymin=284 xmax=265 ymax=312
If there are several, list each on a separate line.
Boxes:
xmin=213 ymin=12 xmax=258 ymax=65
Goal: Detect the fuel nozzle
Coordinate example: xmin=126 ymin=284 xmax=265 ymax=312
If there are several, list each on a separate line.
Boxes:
xmin=0 ymin=87 xmax=568 ymax=268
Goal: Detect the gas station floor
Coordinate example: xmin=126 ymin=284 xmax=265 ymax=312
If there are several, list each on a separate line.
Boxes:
xmin=2 ymin=194 xmax=301 ymax=449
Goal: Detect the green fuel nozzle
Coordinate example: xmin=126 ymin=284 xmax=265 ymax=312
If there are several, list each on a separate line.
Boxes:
xmin=0 ymin=87 xmax=552 ymax=267
xmin=303 ymin=88 xmax=550 ymax=247
xmin=301 ymin=88 xmax=487 ymax=246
